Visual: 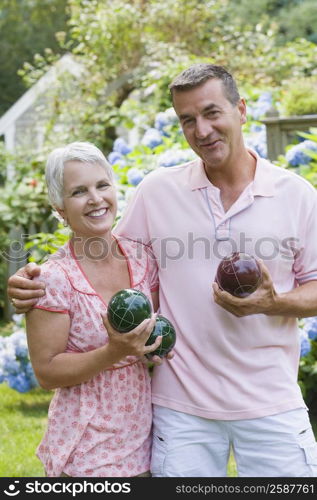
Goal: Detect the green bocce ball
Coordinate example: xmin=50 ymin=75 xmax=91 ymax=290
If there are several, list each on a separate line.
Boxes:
xmin=107 ymin=288 xmax=152 ymax=333
xmin=146 ymin=315 xmax=176 ymax=358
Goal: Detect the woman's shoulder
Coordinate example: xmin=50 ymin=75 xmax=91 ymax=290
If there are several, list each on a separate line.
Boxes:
xmin=36 ymin=244 xmax=72 ymax=284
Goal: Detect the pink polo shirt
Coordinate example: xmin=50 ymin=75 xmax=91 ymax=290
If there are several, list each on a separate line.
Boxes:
xmin=115 ymin=150 xmax=317 ymax=420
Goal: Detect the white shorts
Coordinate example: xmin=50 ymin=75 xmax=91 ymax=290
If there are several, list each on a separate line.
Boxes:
xmin=151 ymin=405 xmax=317 ymax=477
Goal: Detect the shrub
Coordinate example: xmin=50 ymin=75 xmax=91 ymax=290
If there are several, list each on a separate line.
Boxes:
xmin=282 ymin=77 xmax=317 ymax=116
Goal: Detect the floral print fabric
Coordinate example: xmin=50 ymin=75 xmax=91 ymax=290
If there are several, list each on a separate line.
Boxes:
xmin=34 ymin=237 xmax=158 ymax=477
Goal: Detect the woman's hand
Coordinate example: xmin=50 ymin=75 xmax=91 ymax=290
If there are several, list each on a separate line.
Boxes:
xmin=101 ymin=312 xmax=162 ymax=360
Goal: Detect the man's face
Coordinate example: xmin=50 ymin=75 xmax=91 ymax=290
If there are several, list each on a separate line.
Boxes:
xmin=172 ymin=79 xmax=246 ymax=170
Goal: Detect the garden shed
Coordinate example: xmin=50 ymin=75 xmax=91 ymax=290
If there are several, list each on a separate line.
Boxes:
xmin=0 ymin=54 xmax=83 ymax=177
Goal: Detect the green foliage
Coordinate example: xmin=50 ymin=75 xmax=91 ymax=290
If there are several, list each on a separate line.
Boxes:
xmin=281 ymin=78 xmax=317 ymax=116
xmin=0 ymin=151 xmax=52 ymax=231
xmin=292 ymin=129 xmax=317 ymax=188
xmin=277 ymin=0 xmax=317 ymax=44
xmin=298 ymin=340 xmax=317 ymax=415
xmin=0 ymin=0 xmax=69 ymax=114
xmin=225 ymin=0 xmax=317 ymax=44
xmin=25 ymin=224 xmax=70 ymax=263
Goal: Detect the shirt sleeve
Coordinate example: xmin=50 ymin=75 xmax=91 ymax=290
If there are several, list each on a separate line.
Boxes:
xmin=33 ymin=260 xmax=71 ymax=314
xmin=114 ymin=180 xmax=151 ymax=244
xmin=294 ymin=196 xmax=317 ymax=284
xmin=146 ymin=245 xmax=159 ymax=292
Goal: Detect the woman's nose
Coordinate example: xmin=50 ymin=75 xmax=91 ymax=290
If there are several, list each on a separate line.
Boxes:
xmin=88 ymin=189 xmax=103 ymax=203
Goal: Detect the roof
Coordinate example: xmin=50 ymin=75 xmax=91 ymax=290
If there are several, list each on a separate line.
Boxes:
xmin=0 ymin=54 xmax=83 ymax=136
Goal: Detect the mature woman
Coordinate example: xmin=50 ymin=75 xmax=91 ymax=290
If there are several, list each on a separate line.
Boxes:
xmin=25 ymin=141 xmax=163 ymax=477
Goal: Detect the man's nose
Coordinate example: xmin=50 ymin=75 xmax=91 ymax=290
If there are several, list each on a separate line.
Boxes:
xmin=195 ymin=117 xmax=211 ymax=139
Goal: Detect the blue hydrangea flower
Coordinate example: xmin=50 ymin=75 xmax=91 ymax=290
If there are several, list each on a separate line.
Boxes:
xmin=108 ymin=151 xmax=123 ymax=165
xmin=154 ymin=108 xmax=178 ymax=134
xmin=245 ymin=128 xmax=267 ymax=159
xmin=141 ymin=128 xmax=163 ymax=149
xmin=303 ymin=317 xmax=317 ymax=341
xmin=0 ymin=328 xmax=39 ymax=393
xmin=285 ymin=140 xmax=317 ymax=167
xmin=158 ymin=149 xmax=196 ymax=167
xmin=127 ymin=168 xmax=145 ymax=186
xmin=299 ymin=328 xmax=311 ymax=357
xmin=250 ymin=123 xmax=265 ymax=134
xmin=7 ymin=373 xmax=31 ymax=393
xmin=248 ymin=92 xmax=273 ymax=120
xmin=113 ymin=138 xmax=132 ymax=155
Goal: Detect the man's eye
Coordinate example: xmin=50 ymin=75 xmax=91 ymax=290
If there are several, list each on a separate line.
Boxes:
xmin=183 ymin=119 xmax=194 ymax=126
xmin=98 ymin=183 xmax=110 ymax=189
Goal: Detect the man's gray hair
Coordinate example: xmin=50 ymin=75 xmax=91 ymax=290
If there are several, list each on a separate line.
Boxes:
xmin=169 ymin=64 xmax=240 ymax=106
xmin=45 ymin=141 xmax=114 ymax=209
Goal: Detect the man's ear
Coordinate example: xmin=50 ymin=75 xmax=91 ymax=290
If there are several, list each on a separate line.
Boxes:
xmin=238 ymin=98 xmax=247 ymax=125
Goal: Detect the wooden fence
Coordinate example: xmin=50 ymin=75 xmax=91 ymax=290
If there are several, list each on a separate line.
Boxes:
xmin=261 ymin=109 xmax=317 ymax=162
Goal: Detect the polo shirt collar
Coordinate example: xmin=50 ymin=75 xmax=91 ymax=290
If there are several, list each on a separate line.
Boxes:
xmin=189 ymin=149 xmax=275 ymax=197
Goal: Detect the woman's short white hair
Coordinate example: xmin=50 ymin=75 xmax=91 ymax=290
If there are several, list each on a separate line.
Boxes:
xmin=45 ymin=141 xmax=114 ymax=209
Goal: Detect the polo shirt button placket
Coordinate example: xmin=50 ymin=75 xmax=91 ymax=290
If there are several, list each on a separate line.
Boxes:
xmin=215 ymin=221 xmax=230 ymax=241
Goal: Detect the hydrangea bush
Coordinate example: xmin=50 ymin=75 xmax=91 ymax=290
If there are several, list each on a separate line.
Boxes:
xmin=298 ymin=317 xmax=317 ymax=413
xmin=0 ymin=316 xmax=38 ymax=393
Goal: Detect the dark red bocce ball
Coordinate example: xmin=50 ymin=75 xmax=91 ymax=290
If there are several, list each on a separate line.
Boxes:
xmin=215 ymin=252 xmax=262 ymax=298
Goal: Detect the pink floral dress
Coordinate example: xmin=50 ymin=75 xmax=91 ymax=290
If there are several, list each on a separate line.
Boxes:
xmin=33 ymin=236 xmax=158 ymax=477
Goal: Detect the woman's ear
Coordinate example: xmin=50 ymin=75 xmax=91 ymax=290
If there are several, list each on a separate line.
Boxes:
xmin=54 ymin=206 xmax=66 ymax=222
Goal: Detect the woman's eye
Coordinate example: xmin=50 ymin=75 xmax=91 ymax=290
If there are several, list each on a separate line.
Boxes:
xmin=72 ymin=188 xmax=85 ymax=196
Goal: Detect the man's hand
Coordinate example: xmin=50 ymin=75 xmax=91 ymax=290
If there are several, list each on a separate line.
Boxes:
xmin=148 ymin=350 xmax=175 ymax=366
xmin=7 ymin=263 xmax=45 ymax=314
xmin=212 ymin=260 xmax=278 ymax=317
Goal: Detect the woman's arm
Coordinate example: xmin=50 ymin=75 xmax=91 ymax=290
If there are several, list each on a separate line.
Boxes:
xmin=26 ymin=309 xmax=159 ymax=390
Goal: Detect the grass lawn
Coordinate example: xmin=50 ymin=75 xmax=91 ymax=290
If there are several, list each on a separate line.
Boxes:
xmin=1 ymin=380 xmax=316 ymax=477
xmin=0 ymin=384 xmax=52 ymax=477
xmin=1 ymin=320 xmax=316 ymax=478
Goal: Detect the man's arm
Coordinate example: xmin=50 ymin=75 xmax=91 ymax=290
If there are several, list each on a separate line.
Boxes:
xmin=212 ymin=260 xmax=317 ymax=318
xmin=7 ymin=262 xmax=45 ymax=314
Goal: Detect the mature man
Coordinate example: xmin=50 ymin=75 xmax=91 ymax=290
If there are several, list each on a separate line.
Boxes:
xmin=8 ymin=64 xmax=317 ymax=477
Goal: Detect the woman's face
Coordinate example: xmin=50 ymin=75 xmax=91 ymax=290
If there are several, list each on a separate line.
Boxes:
xmin=57 ymin=160 xmax=117 ymax=239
